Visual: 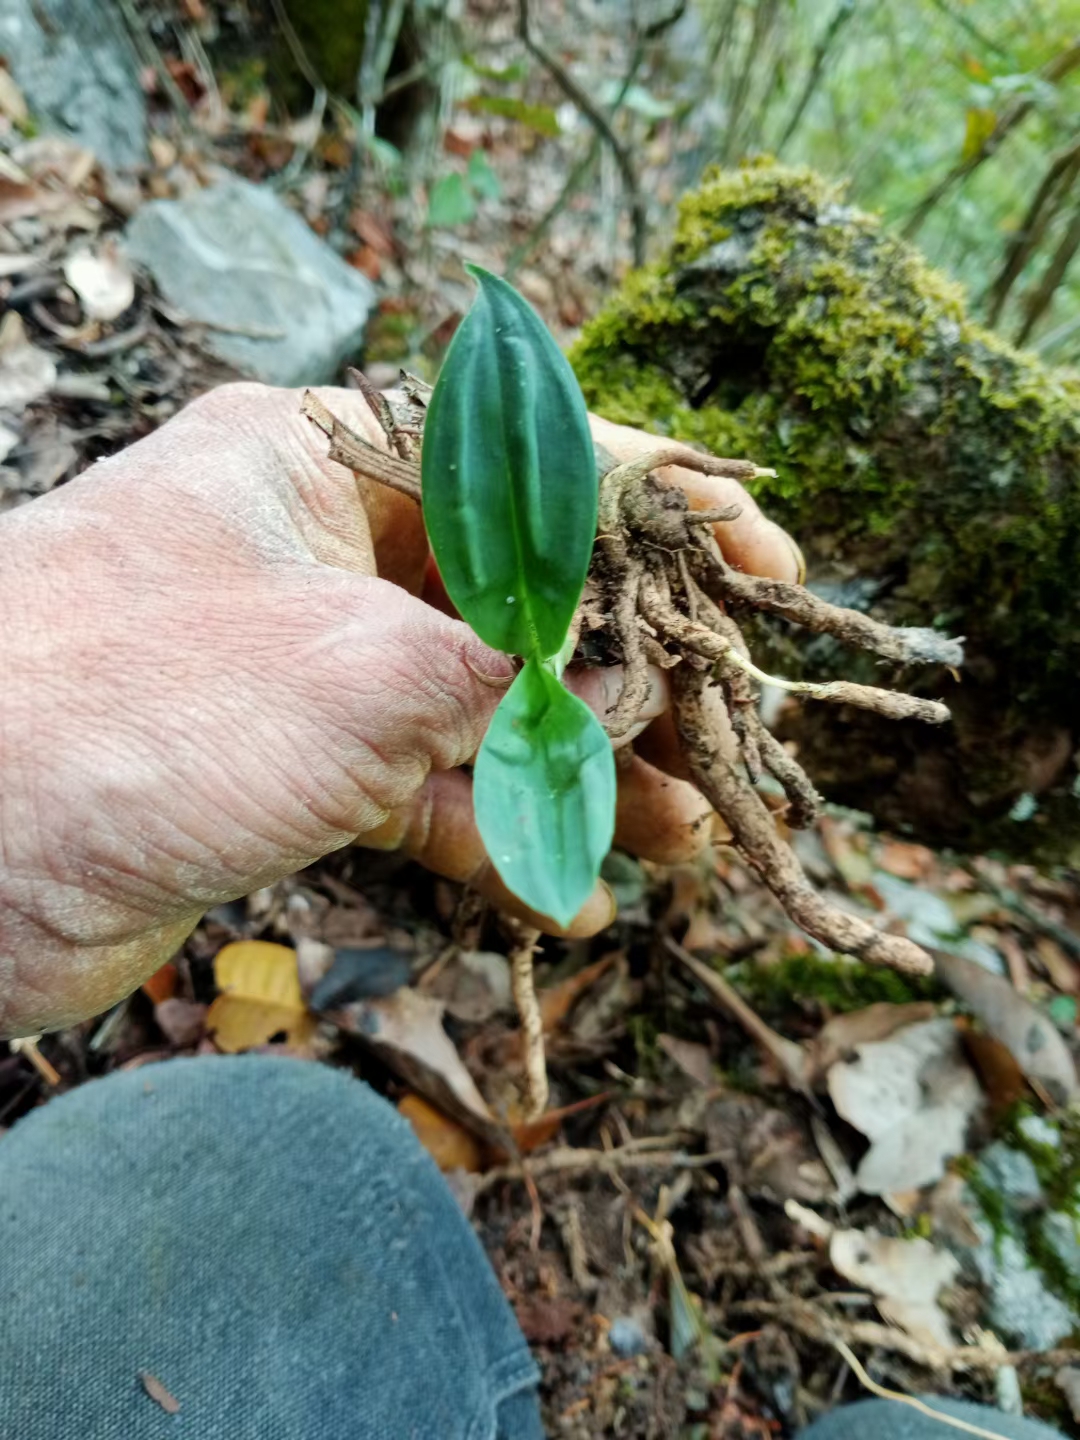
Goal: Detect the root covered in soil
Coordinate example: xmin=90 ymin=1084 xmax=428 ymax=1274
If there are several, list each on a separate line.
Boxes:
xmin=304 ymin=379 xmax=963 ymax=981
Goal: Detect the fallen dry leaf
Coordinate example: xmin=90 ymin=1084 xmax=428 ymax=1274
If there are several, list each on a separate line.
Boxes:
xmin=335 ymin=988 xmax=508 ymax=1150
xmin=875 ymin=838 xmax=936 ymax=882
xmin=0 ymin=254 xmax=40 ymax=278
xmin=510 ymin=1092 xmax=611 ymax=1154
xmin=427 ymin=948 xmax=511 ymax=1023
xmin=928 ymin=1171 xmax=982 ymax=1249
xmin=829 ymin=1229 xmax=958 ymax=1348
xmin=398 ymin=1092 xmax=484 ymax=1172
xmin=959 ymin=1023 xmax=1028 ymax=1114
xmin=705 ymin=1095 xmax=832 ymax=1203
xmin=1035 ymin=935 xmax=1079 ymax=994
xmin=138 ymin=1371 xmax=180 ymax=1414
xmin=0 ymin=175 xmax=43 ymax=224
xmin=514 ymin=1293 xmax=583 ymax=1347
xmin=933 ymin=948 xmax=1079 ymax=1102
xmin=538 ymin=954 xmax=617 ymax=1033
xmin=807 ymin=1001 xmax=938 ymax=1082
xmin=207 ymin=940 xmax=316 ymax=1053
xmin=63 ymin=241 xmax=135 ymax=322
xmin=827 ymin=1017 xmax=982 ymax=1195
xmin=141 ymin=961 xmax=177 ymax=1005
xmin=0 ymin=312 xmax=56 ymax=409
xmin=658 ymin=1033 xmax=715 ymax=1087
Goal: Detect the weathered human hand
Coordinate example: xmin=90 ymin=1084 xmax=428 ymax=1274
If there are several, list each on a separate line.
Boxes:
xmin=0 ymin=383 xmax=800 ymax=1037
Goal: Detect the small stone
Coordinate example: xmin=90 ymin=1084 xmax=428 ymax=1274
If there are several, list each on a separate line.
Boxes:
xmin=1041 ymin=1211 xmax=1080 ymax=1284
xmin=608 ymin=1315 xmax=650 ymax=1357
xmin=125 ymin=180 xmax=375 ymax=387
xmin=1017 ymin=1114 xmax=1062 ymax=1151
xmin=974 ymin=1226 xmax=1078 ymax=1351
xmin=977 ymin=1142 xmax=1044 ymax=1210
xmin=0 ymin=0 xmax=146 ymax=169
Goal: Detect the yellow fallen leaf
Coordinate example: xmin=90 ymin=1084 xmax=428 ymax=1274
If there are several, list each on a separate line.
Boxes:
xmin=207 ymin=941 xmax=317 ymax=1054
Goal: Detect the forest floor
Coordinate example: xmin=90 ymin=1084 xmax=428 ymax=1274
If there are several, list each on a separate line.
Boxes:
xmin=3 ymin=5 xmax=1080 ymax=1435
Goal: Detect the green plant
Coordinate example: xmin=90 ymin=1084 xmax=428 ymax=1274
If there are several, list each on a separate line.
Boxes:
xmin=426 ymin=152 xmax=502 ymax=228
xmin=420 ymin=265 xmax=616 ymax=926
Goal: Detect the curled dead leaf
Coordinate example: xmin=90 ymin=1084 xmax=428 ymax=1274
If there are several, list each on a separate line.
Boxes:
xmin=829 ymin=1229 xmax=959 ymax=1349
xmin=827 ymin=1017 xmax=982 ymax=1195
xmin=334 ymin=988 xmax=510 ymax=1152
xmin=64 ymin=241 xmax=135 ymax=322
xmin=806 ymin=1000 xmax=938 ymax=1084
xmin=934 ymin=948 xmax=1079 ymax=1102
xmin=0 ymin=312 xmax=56 ymax=409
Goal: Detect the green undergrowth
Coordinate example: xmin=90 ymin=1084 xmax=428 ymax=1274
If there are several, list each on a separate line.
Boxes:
xmin=726 ymin=951 xmax=942 ymax=1023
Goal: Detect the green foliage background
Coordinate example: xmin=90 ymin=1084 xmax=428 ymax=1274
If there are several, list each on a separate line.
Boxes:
xmin=684 ymin=0 xmax=1080 ymax=361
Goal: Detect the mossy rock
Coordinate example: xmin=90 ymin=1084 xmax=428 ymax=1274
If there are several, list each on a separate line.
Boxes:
xmin=571 ymin=160 xmax=1080 ymax=856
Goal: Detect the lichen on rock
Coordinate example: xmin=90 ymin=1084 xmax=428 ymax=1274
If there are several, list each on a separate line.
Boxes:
xmin=570 ymin=159 xmax=1080 ymax=853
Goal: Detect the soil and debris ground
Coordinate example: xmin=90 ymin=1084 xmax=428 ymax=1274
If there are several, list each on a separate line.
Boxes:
xmin=3 ymin=4 xmax=1080 ymax=1436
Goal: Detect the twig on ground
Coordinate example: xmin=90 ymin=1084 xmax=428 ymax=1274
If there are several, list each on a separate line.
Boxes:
xmin=963 ymin=863 xmax=1080 ymax=960
xmin=475 ymin=1133 xmax=693 ymax=1192
xmin=733 ymin=1297 xmax=1079 ymax=1375
xmin=664 ymin=937 xmax=810 ymax=1090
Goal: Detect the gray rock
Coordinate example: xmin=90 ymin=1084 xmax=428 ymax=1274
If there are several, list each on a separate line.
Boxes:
xmin=1018 ymin=1114 xmax=1063 ymax=1151
xmin=977 ymin=1142 xmax=1045 ymax=1210
xmin=1041 ymin=1210 xmax=1080 ymax=1283
xmin=607 ymin=1315 xmax=650 ymax=1357
xmin=0 ymin=0 xmax=146 ymax=169
xmin=125 ymin=180 xmax=376 ymax=387
xmin=974 ymin=1226 xmax=1078 ymax=1351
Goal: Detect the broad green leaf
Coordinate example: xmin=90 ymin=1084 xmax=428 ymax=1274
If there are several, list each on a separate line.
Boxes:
xmin=467 ymin=148 xmax=502 ymax=200
xmin=421 ymin=264 xmax=597 ymax=659
xmin=462 ymin=55 xmax=528 ymax=84
xmin=464 ymin=94 xmax=561 ymax=137
xmin=597 ymin=80 xmax=677 ymax=120
xmin=474 ymin=659 xmax=615 ymax=928
xmin=427 ymin=173 xmax=476 ymax=228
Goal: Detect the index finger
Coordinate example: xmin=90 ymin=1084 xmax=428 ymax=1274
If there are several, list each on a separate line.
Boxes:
xmin=587 ymin=413 xmax=804 ymax=584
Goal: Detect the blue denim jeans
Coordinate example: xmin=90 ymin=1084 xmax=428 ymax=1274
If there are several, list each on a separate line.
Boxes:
xmin=0 ymin=1056 xmax=542 ymax=1439
xmin=0 ymin=1056 xmax=1064 ymax=1440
